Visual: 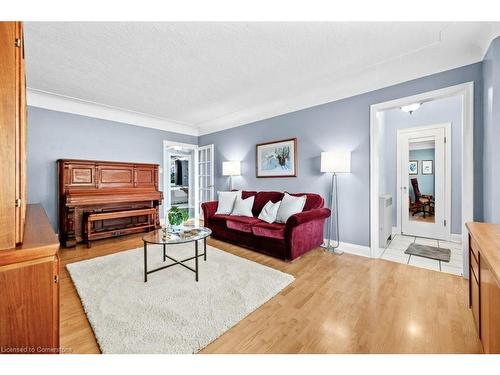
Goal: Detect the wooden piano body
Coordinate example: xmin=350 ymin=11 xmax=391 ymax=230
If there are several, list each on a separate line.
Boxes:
xmin=58 ymin=159 xmax=163 ymax=247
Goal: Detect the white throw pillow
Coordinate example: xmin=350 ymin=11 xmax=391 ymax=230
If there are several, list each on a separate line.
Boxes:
xmin=258 ymin=200 xmax=281 ymax=224
xmin=275 ymin=193 xmax=306 ymax=223
xmin=215 ymin=190 xmax=242 ymax=215
xmin=231 ymin=195 xmax=255 ymax=217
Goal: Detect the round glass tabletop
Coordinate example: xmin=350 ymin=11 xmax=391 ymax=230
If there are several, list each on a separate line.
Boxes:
xmin=142 ymin=225 xmax=212 ymax=245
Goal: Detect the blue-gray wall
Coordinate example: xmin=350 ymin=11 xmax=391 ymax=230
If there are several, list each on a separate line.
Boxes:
xmin=27 ymin=106 xmax=197 ymax=230
xmin=200 ymin=63 xmax=484 ymax=247
xmin=380 ymin=95 xmax=462 ymax=234
xmin=483 ymin=36 xmax=500 ymax=223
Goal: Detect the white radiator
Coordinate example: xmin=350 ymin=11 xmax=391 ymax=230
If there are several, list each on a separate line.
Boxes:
xmin=379 ymin=194 xmax=392 ymax=248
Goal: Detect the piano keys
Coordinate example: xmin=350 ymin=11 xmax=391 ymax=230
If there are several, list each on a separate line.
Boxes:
xmin=58 ymin=159 xmax=163 ymax=247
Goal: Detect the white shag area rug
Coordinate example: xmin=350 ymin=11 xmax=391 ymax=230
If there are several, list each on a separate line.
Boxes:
xmin=66 ymin=243 xmax=294 ymax=354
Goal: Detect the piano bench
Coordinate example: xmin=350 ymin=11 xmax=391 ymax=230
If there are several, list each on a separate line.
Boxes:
xmin=84 ymin=208 xmax=157 ymax=248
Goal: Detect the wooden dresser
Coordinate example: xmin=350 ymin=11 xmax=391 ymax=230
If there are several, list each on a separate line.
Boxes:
xmin=0 ymin=22 xmax=60 ymax=354
xmin=466 ymin=222 xmax=500 ymax=354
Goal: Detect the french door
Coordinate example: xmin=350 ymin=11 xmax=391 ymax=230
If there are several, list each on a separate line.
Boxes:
xmin=163 ymin=142 xmax=214 ymax=221
xmin=197 ymin=144 xmax=215 ymax=216
xmin=398 ymin=124 xmax=451 ymax=240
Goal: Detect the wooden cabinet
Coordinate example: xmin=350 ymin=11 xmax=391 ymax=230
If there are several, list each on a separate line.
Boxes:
xmin=467 ymin=222 xmax=500 ymax=354
xmin=0 ymin=204 xmax=60 ymax=353
xmin=0 ymin=22 xmax=60 ymax=354
xmin=0 ymin=21 xmax=26 ymax=250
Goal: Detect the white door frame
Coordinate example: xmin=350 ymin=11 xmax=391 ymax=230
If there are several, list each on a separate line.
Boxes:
xmin=396 ymin=123 xmax=451 ymax=240
xmin=163 ymin=140 xmax=200 ymax=220
xmin=370 ymin=82 xmax=474 ymax=278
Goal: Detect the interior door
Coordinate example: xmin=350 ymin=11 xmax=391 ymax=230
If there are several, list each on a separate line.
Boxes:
xmin=400 ymin=125 xmax=450 ymax=240
xmin=198 ymin=144 xmax=215 ymax=217
xmin=165 ymin=147 xmax=197 ymax=219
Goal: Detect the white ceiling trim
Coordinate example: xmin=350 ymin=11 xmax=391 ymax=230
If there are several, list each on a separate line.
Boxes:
xmin=27 ymin=88 xmax=199 ymax=137
xmin=197 ymin=52 xmax=483 ymax=135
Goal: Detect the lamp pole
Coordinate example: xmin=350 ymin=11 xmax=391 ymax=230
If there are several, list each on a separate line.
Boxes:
xmin=326 ymin=172 xmax=342 ymax=254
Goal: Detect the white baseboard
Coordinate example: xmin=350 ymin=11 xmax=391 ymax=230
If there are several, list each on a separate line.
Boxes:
xmin=392 ymin=226 xmax=399 ymax=235
xmin=323 ymin=239 xmax=371 ymax=258
xmin=450 ymin=233 xmax=462 ymax=243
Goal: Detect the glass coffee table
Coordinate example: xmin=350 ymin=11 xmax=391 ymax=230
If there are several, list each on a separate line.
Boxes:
xmin=142 ymin=225 xmax=212 ymax=282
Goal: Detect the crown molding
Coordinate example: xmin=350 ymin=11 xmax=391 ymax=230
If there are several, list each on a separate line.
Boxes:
xmin=27 ymin=88 xmax=199 ymax=137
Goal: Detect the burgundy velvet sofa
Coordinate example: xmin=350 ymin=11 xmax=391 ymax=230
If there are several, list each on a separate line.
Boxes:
xmin=201 ymin=191 xmax=331 ymax=261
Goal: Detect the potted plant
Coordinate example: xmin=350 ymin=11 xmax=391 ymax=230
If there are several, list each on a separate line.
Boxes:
xmin=167 ymin=206 xmax=189 ymax=232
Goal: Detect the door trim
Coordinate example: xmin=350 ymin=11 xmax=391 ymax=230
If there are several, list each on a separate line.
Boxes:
xmin=369 ymin=82 xmax=473 ymax=279
xmin=396 ymin=123 xmax=451 ymax=240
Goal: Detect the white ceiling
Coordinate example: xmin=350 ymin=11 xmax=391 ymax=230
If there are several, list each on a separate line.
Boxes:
xmin=24 ymin=22 xmax=500 ymax=136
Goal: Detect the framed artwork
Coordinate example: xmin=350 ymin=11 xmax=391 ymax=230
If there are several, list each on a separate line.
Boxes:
xmin=408 ymin=160 xmax=418 ymax=175
xmin=422 ymin=160 xmax=433 ymax=175
xmin=256 ymin=138 xmax=297 ymax=178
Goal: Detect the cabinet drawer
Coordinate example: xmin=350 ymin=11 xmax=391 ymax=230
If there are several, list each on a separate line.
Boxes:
xmin=470 ymin=249 xmax=479 ymax=282
xmin=470 ymin=236 xmax=480 ymax=263
xmin=471 ymin=275 xmax=480 ymax=335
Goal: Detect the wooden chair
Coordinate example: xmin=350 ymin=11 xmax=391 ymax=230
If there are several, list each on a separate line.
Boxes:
xmin=410 ymin=178 xmax=434 ymax=218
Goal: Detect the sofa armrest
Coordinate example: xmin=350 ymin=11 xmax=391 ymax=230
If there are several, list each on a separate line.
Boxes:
xmin=284 ymin=208 xmax=331 ymax=260
xmin=201 ymin=201 xmax=218 ymax=222
xmin=286 ymin=208 xmax=331 ymax=228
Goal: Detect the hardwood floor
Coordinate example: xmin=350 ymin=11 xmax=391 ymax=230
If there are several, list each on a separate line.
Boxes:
xmin=59 ymin=234 xmax=482 ymax=354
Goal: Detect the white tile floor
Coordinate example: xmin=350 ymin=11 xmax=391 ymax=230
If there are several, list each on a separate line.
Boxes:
xmin=380 ymin=234 xmax=464 ymax=276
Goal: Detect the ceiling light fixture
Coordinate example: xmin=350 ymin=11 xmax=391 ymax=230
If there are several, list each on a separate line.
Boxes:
xmin=400 ymin=102 xmax=422 ymax=114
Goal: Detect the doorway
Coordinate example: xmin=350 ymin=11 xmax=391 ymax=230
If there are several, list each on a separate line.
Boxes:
xmin=163 ymin=141 xmax=215 ymax=221
xmin=397 ymin=123 xmax=451 ymax=240
xmin=370 ymin=82 xmax=474 ymax=278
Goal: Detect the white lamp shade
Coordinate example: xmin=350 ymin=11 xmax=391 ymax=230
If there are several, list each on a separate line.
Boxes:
xmin=321 ymin=151 xmax=351 ymax=173
xmin=222 ymin=161 xmax=241 ymax=176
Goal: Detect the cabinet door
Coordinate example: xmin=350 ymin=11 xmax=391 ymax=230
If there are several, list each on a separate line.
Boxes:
xmin=0 ymin=22 xmax=17 ymax=250
xmin=0 ymin=257 xmax=59 ymax=353
xmin=52 ymin=254 xmax=60 ymax=350
xmin=15 ymin=21 xmax=27 ymax=244
xmin=471 ymin=273 xmax=480 ymax=335
xmin=480 ymin=259 xmax=500 ymax=354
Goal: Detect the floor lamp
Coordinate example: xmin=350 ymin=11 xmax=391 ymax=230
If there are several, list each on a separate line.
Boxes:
xmin=222 ymin=161 xmax=241 ymax=190
xmin=320 ymin=151 xmax=351 ymax=254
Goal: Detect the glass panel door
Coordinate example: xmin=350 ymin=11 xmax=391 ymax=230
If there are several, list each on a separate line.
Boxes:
xmin=198 ymin=144 xmax=215 ymax=217
xmin=399 ymin=125 xmax=449 ymax=239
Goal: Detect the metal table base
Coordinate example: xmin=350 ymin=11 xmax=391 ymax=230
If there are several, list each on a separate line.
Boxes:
xmin=143 ymin=237 xmax=207 ymax=282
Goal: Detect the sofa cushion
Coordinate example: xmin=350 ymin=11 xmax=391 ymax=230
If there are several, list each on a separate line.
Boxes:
xmin=230 ymin=195 xmax=255 ymax=217
xmin=226 ymin=216 xmax=262 ymax=233
xmin=215 ymin=190 xmax=242 ymax=214
xmin=209 ymin=214 xmax=232 ymax=225
xmin=252 ymin=222 xmax=286 ymax=240
xmin=252 ymin=191 xmax=284 ymax=216
xmin=276 ymin=193 xmax=306 ymax=223
xmin=258 ymin=200 xmax=281 ymax=223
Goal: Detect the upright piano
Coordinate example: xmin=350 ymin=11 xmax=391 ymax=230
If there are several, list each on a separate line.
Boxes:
xmin=58 ymin=159 xmax=163 ymax=247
